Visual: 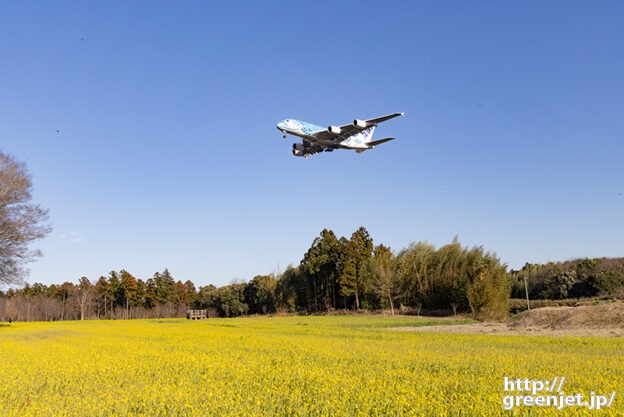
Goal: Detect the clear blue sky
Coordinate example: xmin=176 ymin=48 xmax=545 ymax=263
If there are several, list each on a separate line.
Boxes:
xmin=1 ymin=1 xmax=623 ymax=287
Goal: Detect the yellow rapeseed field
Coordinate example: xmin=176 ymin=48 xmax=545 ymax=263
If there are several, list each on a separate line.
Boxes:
xmin=0 ymin=316 xmax=622 ymax=416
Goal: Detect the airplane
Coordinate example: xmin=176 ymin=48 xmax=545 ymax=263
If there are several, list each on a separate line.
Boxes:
xmin=276 ymin=112 xmax=404 ymax=158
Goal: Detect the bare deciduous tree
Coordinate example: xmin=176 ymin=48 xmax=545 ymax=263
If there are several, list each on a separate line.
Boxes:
xmin=414 ymin=301 xmax=422 ymax=317
xmin=75 ymin=277 xmax=94 ymax=321
xmin=364 ymin=244 xmax=401 ymax=315
xmin=0 ymin=151 xmax=51 ymax=286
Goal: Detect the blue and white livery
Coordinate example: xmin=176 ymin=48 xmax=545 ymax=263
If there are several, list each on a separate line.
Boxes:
xmin=276 ymin=112 xmax=404 ymax=158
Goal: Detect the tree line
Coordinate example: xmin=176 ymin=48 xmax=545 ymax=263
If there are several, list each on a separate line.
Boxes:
xmin=0 ymin=227 xmax=512 ymax=321
xmin=3 ymin=227 xmax=623 ymax=323
xmin=510 ymin=257 xmax=624 ymax=300
xmin=3 ymin=151 xmax=623 ymax=323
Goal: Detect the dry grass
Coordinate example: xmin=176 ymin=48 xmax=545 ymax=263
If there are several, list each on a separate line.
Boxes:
xmin=394 ymin=301 xmax=624 ymax=337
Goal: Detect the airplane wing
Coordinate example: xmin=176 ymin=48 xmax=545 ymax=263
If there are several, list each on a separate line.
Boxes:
xmin=312 ymin=112 xmax=404 ymax=142
xmin=363 ymin=113 xmax=405 ymax=125
xmin=302 ymin=138 xmax=324 ymax=155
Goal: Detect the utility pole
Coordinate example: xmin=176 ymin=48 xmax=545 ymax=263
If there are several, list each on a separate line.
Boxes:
xmin=523 ymin=275 xmax=530 ymax=311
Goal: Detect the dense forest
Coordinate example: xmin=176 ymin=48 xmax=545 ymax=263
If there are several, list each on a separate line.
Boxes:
xmin=1 ymin=227 xmax=622 ymax=323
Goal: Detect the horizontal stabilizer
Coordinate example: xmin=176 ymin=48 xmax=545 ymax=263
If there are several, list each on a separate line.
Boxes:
xmin=367 ymin=137 xmax=395 ymax=147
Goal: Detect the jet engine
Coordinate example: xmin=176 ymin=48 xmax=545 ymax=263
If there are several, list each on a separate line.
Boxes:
xmin=353 ymin=119 xmax=368 ymax=129
xmin=292 ymin=143 xmax=306 ymax=157
xmin=328 ymin=125 xmax=341 ymax=135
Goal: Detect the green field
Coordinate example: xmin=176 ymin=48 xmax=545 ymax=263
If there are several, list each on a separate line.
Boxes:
xmin=0 ymin=316 xmax=622 ymax=416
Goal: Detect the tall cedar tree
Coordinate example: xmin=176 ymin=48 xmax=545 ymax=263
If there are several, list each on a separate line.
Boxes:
xmin=300 ymin=229 xmax=341 ymax=311
xmin=338 ymin=227 xmax=373 ymax=309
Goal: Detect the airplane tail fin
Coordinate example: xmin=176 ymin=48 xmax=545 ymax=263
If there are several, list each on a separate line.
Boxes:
xmin=367 ymin=137 xmax=395 ymax=147
xmin=349 ymin=126 xmax=378 ymax=153
xmin=361 ymin=126 xmax=376 ymax=143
